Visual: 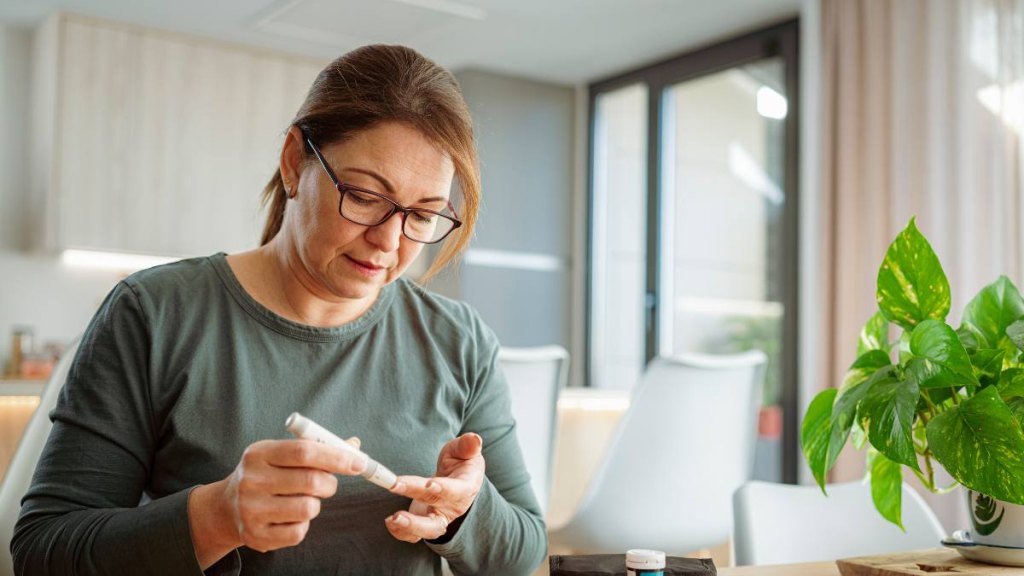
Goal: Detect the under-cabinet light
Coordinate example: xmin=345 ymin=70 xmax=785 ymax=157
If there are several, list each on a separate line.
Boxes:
xmin=61 ymin=249 xmax=181 ymax=272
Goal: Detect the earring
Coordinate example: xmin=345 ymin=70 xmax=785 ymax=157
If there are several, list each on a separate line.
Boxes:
xmin=286 ymin=184 xmax=296 ymax=199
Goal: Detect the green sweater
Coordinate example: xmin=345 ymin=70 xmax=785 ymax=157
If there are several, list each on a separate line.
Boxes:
xmin=12 ymin=254 xmax=546 ymax=575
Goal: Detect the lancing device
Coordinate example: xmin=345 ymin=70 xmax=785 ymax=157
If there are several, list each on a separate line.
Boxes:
xmin=285 ymin=412 xmax=398 ymax=491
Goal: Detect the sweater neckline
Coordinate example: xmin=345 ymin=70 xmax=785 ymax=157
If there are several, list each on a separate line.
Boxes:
xmin=209 ymin=252 xmax=395 ymax=342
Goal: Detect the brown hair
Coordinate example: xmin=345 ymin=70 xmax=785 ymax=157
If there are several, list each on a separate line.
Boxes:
xmin=260 ymin=44 xmax=479 ymax=281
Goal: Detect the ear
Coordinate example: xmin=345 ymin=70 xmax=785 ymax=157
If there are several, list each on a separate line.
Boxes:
xmin=280 ymin=126 xmax=306 ymax=198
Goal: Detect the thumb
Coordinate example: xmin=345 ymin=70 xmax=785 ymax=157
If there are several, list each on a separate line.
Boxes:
xmin=451 ymin=433 xmax=483 ymax=460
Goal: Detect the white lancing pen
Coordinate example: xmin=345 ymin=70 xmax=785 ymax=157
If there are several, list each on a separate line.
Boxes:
xmin=285 ymin=412 xmax=399 ymax=491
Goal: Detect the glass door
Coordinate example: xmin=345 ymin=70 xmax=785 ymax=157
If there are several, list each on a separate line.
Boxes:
xmin=587 ymin=21 xmax=799 ymax=483
xmin=659 ymin=58 xmax=789 ymax=481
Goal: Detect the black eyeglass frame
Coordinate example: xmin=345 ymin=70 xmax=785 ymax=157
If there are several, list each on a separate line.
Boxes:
xmin=305 ymin=137 xmax=463 ymax=245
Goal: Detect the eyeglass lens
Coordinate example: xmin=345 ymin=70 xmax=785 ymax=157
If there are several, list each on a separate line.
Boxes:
xmin=341 ymin=189 xmax=455 ymax=243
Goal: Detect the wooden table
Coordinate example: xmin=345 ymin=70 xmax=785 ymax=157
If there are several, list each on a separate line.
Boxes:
xmin=718 ymin=548 xmax=1019 ymax=575
xmin=718 ymin=562 xmax=838 ymax=576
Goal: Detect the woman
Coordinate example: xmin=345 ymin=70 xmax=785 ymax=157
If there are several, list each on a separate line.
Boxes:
xmin=12 ymin=45 xmax=547 ymax=575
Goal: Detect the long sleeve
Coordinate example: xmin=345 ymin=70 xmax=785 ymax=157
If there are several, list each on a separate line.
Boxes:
xmin=12 ymin=259 xmax=549 ymax=575
xmin=425 ymin=312 xmax=548 ymax=575
xmin=11 ymin=282 xmax=205 ymax=575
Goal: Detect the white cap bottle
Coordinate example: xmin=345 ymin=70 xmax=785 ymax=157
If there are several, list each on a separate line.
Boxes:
xmin=626 ymin=549 xmax=666 ymax=575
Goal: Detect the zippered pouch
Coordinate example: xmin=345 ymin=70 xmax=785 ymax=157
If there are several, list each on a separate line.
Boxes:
xmin=549 ymin=554 xmax=717 ymax=576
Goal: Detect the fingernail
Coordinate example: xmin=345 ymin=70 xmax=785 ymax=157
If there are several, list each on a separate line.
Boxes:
xmin=351 ymin=453 xmax=368 ymax=473
xmin=395 ymin=515 xmax=409 ymax=526
xmin=394 ymin=481 xmax=406 ymax=493
xmin=427 ymin=481 xmax=442 ymax=494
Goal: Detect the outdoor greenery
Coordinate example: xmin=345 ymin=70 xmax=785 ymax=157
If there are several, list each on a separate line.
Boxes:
xmin=800 ymin=218 xmax=1024 ymax=528
xmin=722 ymin=313 xmax=782 ymax=406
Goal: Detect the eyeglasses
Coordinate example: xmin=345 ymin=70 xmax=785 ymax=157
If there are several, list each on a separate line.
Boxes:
xmin=306 ymin=138 xmax=462 ymax=244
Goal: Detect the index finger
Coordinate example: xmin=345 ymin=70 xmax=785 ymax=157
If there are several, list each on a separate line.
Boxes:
xmin=265 ymin=439 xmax=368 ymax=476
xmin=390 ymin=475 xmax=442 ymax=500
xmin=391 ymin=475 xmax=472 ymax=504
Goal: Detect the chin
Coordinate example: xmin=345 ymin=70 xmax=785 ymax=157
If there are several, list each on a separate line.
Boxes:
xmin=335 ymin=275 xmax=386 ymax=299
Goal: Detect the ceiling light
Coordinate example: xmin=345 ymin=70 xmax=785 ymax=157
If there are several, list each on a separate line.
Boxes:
xmin=390 ymin=0 xmax=486 ymax=20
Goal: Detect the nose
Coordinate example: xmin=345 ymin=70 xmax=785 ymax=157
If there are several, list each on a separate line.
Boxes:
xmin=365 ymin=211 xmax=404 ymax=252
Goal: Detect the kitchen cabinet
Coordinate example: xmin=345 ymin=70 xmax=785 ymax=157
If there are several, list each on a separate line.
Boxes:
xmin=31 ymin=13 xmax=325 ymax=256
xmin=0 ymin=382 xmax=42 ymax=482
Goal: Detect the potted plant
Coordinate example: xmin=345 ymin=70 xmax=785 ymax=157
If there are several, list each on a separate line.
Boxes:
xmin=800 ymin=218 xmax=1024 ymax=556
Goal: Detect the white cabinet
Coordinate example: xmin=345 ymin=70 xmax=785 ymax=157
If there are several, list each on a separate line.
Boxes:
xmin=31 ymin=13 xmax=325 ymax=256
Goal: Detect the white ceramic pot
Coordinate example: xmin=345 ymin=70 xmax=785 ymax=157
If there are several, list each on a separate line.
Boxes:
xmin=967 ymin=490 xmax=1024 ymax=548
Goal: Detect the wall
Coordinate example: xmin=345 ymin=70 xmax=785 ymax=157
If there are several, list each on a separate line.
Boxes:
xmin=0 ymin=28 xmax=580 ymax=380
xmin=0 ymin=23 xmax=123 ymax=370
xmin=0 ymin=24 xmax=29 ymax=253
xmin=434 ymin=70 xmax=576 ymax=355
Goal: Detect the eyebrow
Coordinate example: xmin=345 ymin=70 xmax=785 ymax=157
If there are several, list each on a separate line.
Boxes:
xmin=340 ymin=167 xmax=449 ymax=205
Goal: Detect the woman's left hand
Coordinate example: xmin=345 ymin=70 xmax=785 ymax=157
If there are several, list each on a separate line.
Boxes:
xmin=386 ymin=433 xmax=485 ymax=543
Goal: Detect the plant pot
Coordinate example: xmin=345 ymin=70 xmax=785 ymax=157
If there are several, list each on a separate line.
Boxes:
xmin=967 ymin=490 xmax=1024 ymax=548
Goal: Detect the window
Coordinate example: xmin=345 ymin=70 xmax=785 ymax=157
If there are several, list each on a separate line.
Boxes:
xmin=587 ymin=20 xmax=800 ymax=483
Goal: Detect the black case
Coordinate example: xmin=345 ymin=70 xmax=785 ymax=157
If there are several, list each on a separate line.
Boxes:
xmin=549 ymin=554 xmax=717 ymax=576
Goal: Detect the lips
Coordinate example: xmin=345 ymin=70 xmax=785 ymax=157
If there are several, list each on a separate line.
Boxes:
xmin=347 ymin=256 xmax=387 ymax=271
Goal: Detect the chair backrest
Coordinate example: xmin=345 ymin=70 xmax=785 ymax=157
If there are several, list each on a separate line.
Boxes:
xmin=0 ymin=337 xmax=80 ymax=576
xmin=558 ymin=351 xmax=765 ymax=553
xmin=732 ymin=480 xmax=947 ymax=566
xmin=498 ymin=345 xmax=568 ymax=515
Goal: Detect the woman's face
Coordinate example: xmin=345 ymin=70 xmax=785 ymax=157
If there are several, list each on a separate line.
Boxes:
xmin=280 ymin=121 xmax=455 ymax=302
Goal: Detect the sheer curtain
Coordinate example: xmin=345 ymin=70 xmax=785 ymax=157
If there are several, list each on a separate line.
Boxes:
xmin=815 ymin=0 xmax=1024 ymax=531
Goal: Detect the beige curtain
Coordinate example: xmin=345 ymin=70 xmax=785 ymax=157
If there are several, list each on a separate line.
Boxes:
xmin=817 ymin=0 xmax=1024 ymax=531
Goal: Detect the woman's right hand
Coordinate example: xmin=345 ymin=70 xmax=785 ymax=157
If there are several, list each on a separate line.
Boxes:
xmin=189 ymin=437 xmax=366 ymax=569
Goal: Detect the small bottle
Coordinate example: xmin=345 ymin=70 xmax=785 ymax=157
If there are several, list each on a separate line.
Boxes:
xmin=9 ymin=327 xmax=34 ymax=378
xmin=626 ymin=549 xmax=665 ymax=576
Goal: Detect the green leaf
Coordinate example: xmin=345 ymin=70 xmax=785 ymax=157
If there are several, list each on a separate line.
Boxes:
xmin=926 ymin=386 xmax=1024 ymax=505
xmin=801 ymin=388 xmax=838 ymax=493
xmin=907 ymin=320 xmax=979 ymax=388
xmin=957 ymin=325 xmax=983 ymax=355
xmin=839 ymin=350 xmax=892 ymax=395
xmin=858 ymin=311 xmax=891 ymax=356
xmin=1007 ymin=398 xmax=1024 ymax=431
xmin=999 ymin=368 xmax=1024 ymax=399
xmin=898 ymin=330 xmax=913 ymax=364
xmin=961 ymin=276 xmax=1024 ymax=351
xmin=1007 ymin=319 xmax=1024 ymax=352
xmin=876 ymin=218 xmax=951 ymax=331
xmin=870 ymin=451 xmax=905 ymax=530
xmin=971 ymin=349 xmax=1005 ymax=388
xmin=860 ymin=374 xmax=921 ymax=470
xmin=828 ymin=366 xmax=895 ymax=473
xmin=851 ymin=417 xmax=869 ymax=450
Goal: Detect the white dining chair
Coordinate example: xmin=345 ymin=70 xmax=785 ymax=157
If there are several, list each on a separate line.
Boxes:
xmin=498 ymin=345 xmax=569 ymax=516
xmin=732 ymin=480 xmax=947 ymax=565
xmin=548 ymin=351 xmax=766 ymax=554
xmin=0 ymin=337 xmax=81 ymax=576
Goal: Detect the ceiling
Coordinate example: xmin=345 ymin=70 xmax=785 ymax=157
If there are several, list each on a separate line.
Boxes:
xmin=0 ymin=0 xmax=800 ymax=85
